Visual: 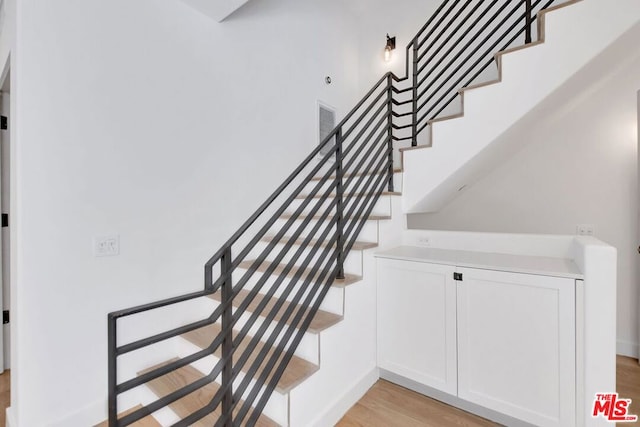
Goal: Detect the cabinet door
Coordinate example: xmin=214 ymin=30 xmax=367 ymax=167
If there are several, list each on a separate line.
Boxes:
xmin=456 ymin=267 xmax=575 ymax=427
xmin=377 ymin=259 xmax=457 ymax=395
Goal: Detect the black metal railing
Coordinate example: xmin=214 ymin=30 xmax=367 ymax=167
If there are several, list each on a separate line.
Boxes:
xmin=107 ymin=0 xmax=559 ymax=425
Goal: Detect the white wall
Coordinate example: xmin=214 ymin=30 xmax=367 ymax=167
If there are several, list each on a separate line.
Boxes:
xmin=12 ymin=0 xmax=361 ymax=424
xmin=408 ymin=50 xmax=640 ymax=358
xmin=352 ymin=0 xmax=439 ymax=91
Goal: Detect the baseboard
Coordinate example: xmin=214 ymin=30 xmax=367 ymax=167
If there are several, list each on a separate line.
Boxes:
xmin=380 ymin=369 xmax=536 ymax=427
xmin=617 ymin=340 xmax=639 ymax=358
xmin=309 ymin=367 xmax=379 ymax=427
xmin=45 ymin=398 xmax=105 ymax=427
xmin=6 ymin=406 xmax=16 ymax=427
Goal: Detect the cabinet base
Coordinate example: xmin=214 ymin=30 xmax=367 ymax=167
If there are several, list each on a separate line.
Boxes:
xmin=379 ymin=369 xmax=537 ymax=427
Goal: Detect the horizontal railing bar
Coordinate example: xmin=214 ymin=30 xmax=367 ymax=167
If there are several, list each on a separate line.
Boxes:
xmin=118 ymin=176 xmax=341 ymax=410
xmin=319 ymin=73 xmax=392 ymax=147
xmin=341 ymin=90 xmax=389 ymax=142
xmin=199 ymin=187 xmax=339 ymax=370
xmin=344 ymin=153 xmax=388 ymax=218
xmin=345 ymin=161 xmax=388 ymax=237
xmin=416 ymin=5 xmax=530 ymax=114
xmin=206 ymin=228 xmax=340 ymax=424
xmin=416 ymin=0 xmax=474 ymax=59
xmin=342 ymin=121 xmax=389 ymax=173
xmin=417 ymin=0 xmax=503 ymax=72
xmin=221 ymin=157 xmax=338 ymax=278
xmin=115 ymin=158 xmax=339 ymax=356
xmin=414 ymin=0 xmax=459 ymax=51
xmin=116 ymin=315 xmax=217 ymax=357
xmin=392 ymin=98 xmax=413 ymax=107
xmin=416 ymin=0 xmax=523 ymax=103
xmin=109 ymin=289 xmax=211 ymax=320
xmin=228 ymin=214 xmax=338 ymax=371
xmin=119 ymin=367 xmax=219 ymax=426
xmin=236 ymin=253 xmax=338 ymax=425
xmin=117 ymin=341 xmax=217 ymax=394
xmin=341 ymin=102 xmax=389 ymax=155
xmin=392 ymin=135 xmax=413 ymax=142
xmin=204 ymin=143 xmax=338 ymax=270
xmin=343 ymin=124 xmax=389 ymax=175
xmin=227 ymin=241 xmax=339 ymax=425
xmin=392 ymin=111 xmax=413 ymax=118
xmin=344 ymin=138 xmax=389 ymax=195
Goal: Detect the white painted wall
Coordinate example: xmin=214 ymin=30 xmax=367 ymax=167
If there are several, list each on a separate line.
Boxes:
xmin=11 ymin=0 xmax=361 ymax=425
xmin=408 ymin=47 xmax=640 ymax=358
xmin=352 ymin=0 xmax=439 ymax=91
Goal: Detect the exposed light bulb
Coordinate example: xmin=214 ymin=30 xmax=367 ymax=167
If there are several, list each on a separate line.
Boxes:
xmin=384 ymin=46 xmax=392 ymax=62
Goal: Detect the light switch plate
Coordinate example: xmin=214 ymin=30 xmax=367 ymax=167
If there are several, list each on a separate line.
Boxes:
xmin=94 ymin=235 xmax=120 ymax=257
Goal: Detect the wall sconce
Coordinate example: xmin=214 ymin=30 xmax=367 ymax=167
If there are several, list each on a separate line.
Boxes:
xmin=384 ymin=34 xmax=396 ymax=62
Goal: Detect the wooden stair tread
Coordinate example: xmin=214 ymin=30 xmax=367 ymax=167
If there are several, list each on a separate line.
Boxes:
xmin=280 ymin=213 xmax=390 ymax=221
xmin=261 ymin=234 xmax=378 ymax=251
xmin=310 ymin=169 xmax=402 ymax=181
xmin=295 ymin=191 xmax=401 ymax=200
xmin=238 ymin=259 xmax=361 ymax=288
xmin=95 ymin=405 xmax=161 ymax=427
xmin=182 ymin=323 xmax=319 ymax=393
xmin=139 ymin=360 xmax=278 ymax=427
xmin=209 ymin=288 xmax=343 ymax=333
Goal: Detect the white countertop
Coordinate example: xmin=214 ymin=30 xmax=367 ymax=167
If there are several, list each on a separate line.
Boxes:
xmin=375 ymin=246 xmax=583 ymax=279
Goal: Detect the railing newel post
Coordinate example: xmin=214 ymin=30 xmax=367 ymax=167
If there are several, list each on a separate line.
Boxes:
xmin=525 ymin=0 xmax=533 ymax=44
xmin=108 ymin=314 xmax=118 ymax=427
xmin=335 ymin=128 xmax=345 ymax=280
xmin=411 ymin=38 xmax=419 ymax=147
xmin=386 ymin=74 xmax=395 ymax=193
xmin=221 ymin=247 xmax=234 ymax=427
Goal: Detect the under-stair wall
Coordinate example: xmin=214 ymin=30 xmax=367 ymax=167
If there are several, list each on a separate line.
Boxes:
xmin=401 ymin=0 xmax=640 ymax=213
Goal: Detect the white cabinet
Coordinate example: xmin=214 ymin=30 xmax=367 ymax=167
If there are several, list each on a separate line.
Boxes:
xmin=456 ymin=267 xmax=575 ymax=427
xmin=376 ymin=254 xmax=578 ymax=427
xmin=377 ymin=259 xmax=457 ymax=395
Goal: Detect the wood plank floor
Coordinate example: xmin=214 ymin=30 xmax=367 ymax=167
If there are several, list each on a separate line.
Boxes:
xmin=338 ymin=356 xmax=640 ymax=426
xmin=0 ymin=357 xmax=639 ymax=426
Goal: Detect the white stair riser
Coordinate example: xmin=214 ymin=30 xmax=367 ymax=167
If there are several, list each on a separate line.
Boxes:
xmin=199 ymin=298 xmax=322 ymax=366
xmin=235 ymin=270 xmax=347 ymax=316
xmin=176 ymin=341 xmax=290 ymax=426
xmin=302 ymin=172 xmax=402 ymax=194
xmin=250 ymin=241 xmax=363 ymax=277
xmin=286 ymin=194 xmax=393 ymax=218
xmin=272 ymin=218 xmax=379 ymax=244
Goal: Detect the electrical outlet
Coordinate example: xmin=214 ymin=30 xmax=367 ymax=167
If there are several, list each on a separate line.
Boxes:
xmin=576 ymin=224 xmax=595 ymax=236
xmin=94 ymin=235 xmax=120 ymax=257
xmin=417 ymin=236 xmax=431 ymax=247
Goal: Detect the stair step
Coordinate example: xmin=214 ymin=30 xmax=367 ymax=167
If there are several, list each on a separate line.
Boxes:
xmin=182 ymin=323 xmax=319 ymax=393
xmin=261 ymin=235 xmax=378 ymax=251
xmin=280 ymin=213 xmax=391 ymax=221
xmin=295 ymin=191 xmax=401 ymax=200
xmin=310 ymin=168 xmax=402 ymax=181
xmin=238 ymin=259 xmax=362 ymax=288
xmin=209 ymin=289 xmax=343 ymax=334
xmin=95 ymin=405 xmax=161 ymax=427
xmin=139 ymin=360 xmax=278 ymax=427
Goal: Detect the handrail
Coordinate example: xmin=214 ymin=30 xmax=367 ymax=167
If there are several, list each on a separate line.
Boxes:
xmin=107 ymin=1 xmax=560 ymax=425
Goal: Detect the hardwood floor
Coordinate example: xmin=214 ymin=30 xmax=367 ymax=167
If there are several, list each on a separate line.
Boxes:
xmin=618 ymin=356 xmax=640 ymax=426
xmin=338 ymin=356 xmax=640 ymax=427
xmin=0 ymin=370 xmax=8 ymax=427
xmin=0 ymin=357 xmax=638 ymax=426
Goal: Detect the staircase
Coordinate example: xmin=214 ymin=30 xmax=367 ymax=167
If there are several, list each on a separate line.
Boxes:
xmin=106 ymin=1 xmax=640 ymax=425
